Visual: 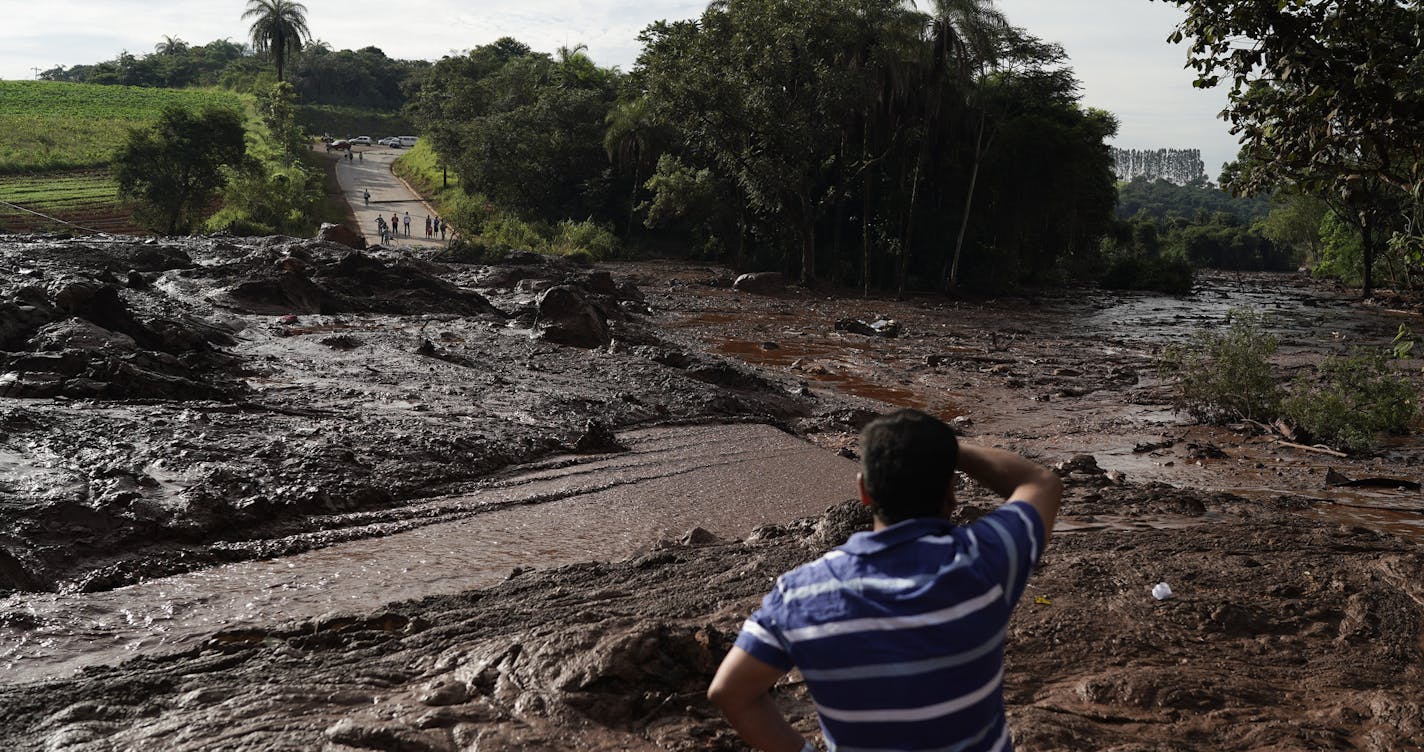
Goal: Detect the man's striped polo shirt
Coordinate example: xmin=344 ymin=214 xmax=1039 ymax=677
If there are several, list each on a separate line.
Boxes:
xmin=733 ymin=501 xmax=1045 ymax=752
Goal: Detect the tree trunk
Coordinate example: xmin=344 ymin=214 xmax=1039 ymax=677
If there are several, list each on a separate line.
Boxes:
xmin=799 ymin=196 xmax=817 ymax=286
xmin=948 ymin=109 xmax=988 ymax=290
xmin=1361 ymin=217 xmax=1375 ymax=298
xmin=898 ymin=153 xmax=923 ymax=300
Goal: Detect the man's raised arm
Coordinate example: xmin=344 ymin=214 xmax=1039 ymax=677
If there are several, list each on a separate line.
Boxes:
xmin=955 ymin=443 xmax=1063 ymax=544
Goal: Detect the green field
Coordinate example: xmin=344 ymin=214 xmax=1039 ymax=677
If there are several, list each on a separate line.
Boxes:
xmin=0 ymin=81 xmax=246 ymax=173
xmin=0 ymin=170 xmax=138 ymax=233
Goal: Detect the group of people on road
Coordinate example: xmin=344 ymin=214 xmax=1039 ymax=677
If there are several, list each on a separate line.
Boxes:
xmin=369 ymin=206 xmax=446 ymax=246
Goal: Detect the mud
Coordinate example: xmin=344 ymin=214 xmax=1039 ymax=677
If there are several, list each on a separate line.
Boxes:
xmin=1 ymin=240 xmax=1422 ymax=751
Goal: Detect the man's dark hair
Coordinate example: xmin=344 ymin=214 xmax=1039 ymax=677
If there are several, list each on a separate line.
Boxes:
xmin=860 ymin=409 xmax=959 ymax=523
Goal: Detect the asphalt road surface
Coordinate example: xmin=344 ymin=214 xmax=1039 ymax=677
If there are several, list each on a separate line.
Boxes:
xmin=331 ymin=145 xmax=449 ymax=250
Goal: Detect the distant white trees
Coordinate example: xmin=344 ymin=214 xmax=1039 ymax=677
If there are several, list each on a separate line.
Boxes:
xmin=1111 ymin=148 xmax=1205 ymax=185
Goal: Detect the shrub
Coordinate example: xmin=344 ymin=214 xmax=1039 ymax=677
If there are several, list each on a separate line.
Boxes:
xmin=549 ymin=219 xmax=620 ymax=261
xmin=1159 ymin=307 xmax=1281 ymax=423
xmin=1161 ymin=307 xmax=1421 ymax=451
xmin=1280 ymin=352 xmax=1418 ymax=452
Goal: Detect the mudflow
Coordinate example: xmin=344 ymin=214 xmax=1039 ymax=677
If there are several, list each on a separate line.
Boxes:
xmin=0 ymin=233 xmax=1422 ymax=751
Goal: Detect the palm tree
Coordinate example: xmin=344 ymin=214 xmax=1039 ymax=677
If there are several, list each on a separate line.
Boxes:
xmin=604 ymin=96 xmax=657 ymax=237
xmin=921 ymin=0 xmax=1008 ymax=290
xmin=242 ymin=0 xmax=311 ymax=82
xmin=154 ymin=36 xmax=188 ymax=55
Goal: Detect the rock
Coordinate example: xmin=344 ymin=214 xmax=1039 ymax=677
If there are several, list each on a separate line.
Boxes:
xmin=732 ymin=272 xmax=785 ymax=294
xmin=573 ymin=420 xmax=625 ymax=453
xmin=314 ymin=223 xmax=365 ymax=250
xmin=534 ymin=286 xmax=610 ymax=349
xmin=1054 ymin=454 xmax=1104 ymax=476
xmin=28 ymin=319 xmax=137 ymax=353
xmin=585 ymin=270 xmax=617 ymax=295
xmin=835 ymin=317 xmax=901 ymax=338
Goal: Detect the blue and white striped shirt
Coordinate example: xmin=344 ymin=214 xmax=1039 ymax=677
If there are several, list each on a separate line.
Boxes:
xmin=733 ymin=502 xmax=1045 ymax=752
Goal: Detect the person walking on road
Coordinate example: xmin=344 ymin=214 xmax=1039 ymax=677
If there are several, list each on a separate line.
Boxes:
xmin=425 ymin=215 xmax=432 ymax=239
xmin=390 ymin=213 xmax=400 ymax=239
xmin=403 ymin=212 xmax=411 ymax=237
xmin=363 ymin=189 xmax=370 ymax=207
xmin=438 ymin=218 xmax=446 ymax=241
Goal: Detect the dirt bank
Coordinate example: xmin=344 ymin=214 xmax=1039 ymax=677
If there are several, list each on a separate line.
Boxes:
xmin=1 ymin=238 xmax=1422 ymax=750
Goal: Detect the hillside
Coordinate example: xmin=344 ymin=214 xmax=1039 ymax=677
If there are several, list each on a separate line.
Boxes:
xmin=0 ymin=81 xmax=245 ymax=174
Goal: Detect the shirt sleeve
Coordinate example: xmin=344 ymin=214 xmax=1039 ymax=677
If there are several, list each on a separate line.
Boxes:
xmin=731 ymin=587 xmax=794 ymax=672
xmin=971 ymin=501 xmax=1045 ymax=605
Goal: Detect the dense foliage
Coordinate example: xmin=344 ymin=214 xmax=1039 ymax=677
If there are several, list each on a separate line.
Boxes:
xmin=113 ymin=106 xmax=248 ymax=234
xmin=1161 ymin=0 xmax=1424 ymax=295
xmin=39 ymin=39 xmax=425 ymax=114
xmin=408 ymin=1 xmax=1120 ymax=292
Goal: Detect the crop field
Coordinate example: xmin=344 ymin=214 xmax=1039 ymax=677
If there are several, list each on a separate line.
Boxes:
xmin=0 ymin=81 xmax=246 ymax=173
xmin=0 ymin=171 xmax=141 ymax=234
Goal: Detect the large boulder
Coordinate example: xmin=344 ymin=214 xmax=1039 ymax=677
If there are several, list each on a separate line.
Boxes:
xmin=534 ymin=286 xmax=610 ymax=349
xmin=28 ymin=318 xmax=138 ymax=353
xmin=316 ymin=223 xmax=366 ymax=250
xmin=732 ymin=272 xmax=785 ymax=294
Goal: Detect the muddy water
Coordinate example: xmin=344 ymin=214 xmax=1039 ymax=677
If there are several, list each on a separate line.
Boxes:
xmin=679 ymin=272 xmax=1424 ymax=543
xmin=0 ymin=424 xmax=858 ymax=684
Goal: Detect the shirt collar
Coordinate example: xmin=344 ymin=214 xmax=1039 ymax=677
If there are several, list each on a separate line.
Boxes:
xmin=840 ymin=517 xmax=957 ymax=556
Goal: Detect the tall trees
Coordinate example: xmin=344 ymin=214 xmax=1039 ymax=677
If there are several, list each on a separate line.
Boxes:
xmin=626 ymin=0 xmax=1116 ymax=291
xmin=405 ymin=39 xmax=620 ymax=220
xmin=243 ymin=0 xmax=311 ymax=82
xmin=113 ymin=107 xmax=248 ymax=235
xmin=1159 ymin=0 xmax=1424 ymax=295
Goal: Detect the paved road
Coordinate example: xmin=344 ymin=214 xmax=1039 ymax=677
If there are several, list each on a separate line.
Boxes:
xmin=331 ymin=146 xmax=449 ymax=251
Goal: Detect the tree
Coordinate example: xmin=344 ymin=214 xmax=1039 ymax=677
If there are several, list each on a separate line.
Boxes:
xmin=243 ymin=0 xmax=311 ymax=82
xmin=155 ymin=36 xmax=189 ymax=56
xmin=114 ymin=106 xmax=249 ymax=235
xmin=1158 ymin=0 xmax=1424 ymax=296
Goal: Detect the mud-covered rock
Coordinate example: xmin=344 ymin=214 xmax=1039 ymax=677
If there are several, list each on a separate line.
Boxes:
xmin=315 ymin=223 xmax=365 ymax=250
xmin=835 ymin=317 xmax=901 ymax=338
xmin=534 ymin=286 xmax=609 ymax=349
xmin=732 ymin=272 xmax=784 ymax=294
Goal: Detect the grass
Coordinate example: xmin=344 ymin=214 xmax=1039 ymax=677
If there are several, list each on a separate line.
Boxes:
xmin=0 ymin=81 xmax=246 ymax=173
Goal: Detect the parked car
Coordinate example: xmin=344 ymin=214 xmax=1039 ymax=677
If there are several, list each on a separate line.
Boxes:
xmin=378 ymin=137 xmax=400 ymax=147
xmin=350 ymin=136 xmax=373 ymax=146
xmin=398 ymin=136 xmax=418 ymax=148
xmin=329 ymin=139 xmax=351 ymax=151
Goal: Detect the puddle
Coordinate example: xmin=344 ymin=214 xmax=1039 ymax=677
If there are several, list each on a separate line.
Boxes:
xmin=0 ymin=423 xmax=859 ymax=684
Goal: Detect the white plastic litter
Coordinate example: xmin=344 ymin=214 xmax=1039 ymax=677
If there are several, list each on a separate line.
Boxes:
xmin=1151 ymin=582 xmax=1174 ymax=600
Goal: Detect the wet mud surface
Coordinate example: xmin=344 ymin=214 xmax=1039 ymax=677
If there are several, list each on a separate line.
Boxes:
xmin=1 ymin=240 xmax=1423 ymax=750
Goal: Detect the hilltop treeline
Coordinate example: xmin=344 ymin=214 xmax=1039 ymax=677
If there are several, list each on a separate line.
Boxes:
xmin=409 ymin=0 xmax=1120 ymax=292
xmin=40 ymin=40 xmax=427 ymax=113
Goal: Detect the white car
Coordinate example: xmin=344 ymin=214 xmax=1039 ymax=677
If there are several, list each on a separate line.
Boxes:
xmin=349 ymin=136 xmax=373 ymax=146
xmin=378 ymin=137 xmax=400 ymax=147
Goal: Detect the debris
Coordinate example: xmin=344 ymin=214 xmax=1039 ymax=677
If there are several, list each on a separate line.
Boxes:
xmin=1151 ymin=582 xmax=1174 ymax=600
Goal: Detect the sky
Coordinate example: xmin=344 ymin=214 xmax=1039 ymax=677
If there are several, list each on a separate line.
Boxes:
xmin=0 ymin=0 xmax=1239 ymax=177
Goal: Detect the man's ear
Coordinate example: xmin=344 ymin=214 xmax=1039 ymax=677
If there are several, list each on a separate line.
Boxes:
xmin=857 ymin=472 xmax=873 ymax=507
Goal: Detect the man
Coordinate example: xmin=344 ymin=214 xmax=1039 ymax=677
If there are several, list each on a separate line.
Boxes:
xmin=709 ymin=409 xmax=1062 ymax=752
